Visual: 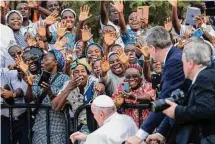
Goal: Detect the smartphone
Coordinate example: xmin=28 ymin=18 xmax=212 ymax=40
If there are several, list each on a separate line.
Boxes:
xmin=122 ymin=82 xmax=130 ymax=93
xmin=38 ymin=71 xmax=51 ymax=86
xmin=137 ymin=6 xmax=149 ymax=22
xmin=185 ymin=7 xmax=201 ymax=26
xmin=151 ymin=74 xmax=161 ymax=89
xmin=192 ymin=28 xmax=204 ymax=37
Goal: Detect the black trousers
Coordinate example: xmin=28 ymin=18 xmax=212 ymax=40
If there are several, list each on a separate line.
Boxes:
xmin=1 ymin=111 xmax=30 ymax=144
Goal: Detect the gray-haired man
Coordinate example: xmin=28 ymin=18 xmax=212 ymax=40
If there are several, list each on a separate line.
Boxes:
xmin=148 ymin=38 xmax=215 ymax=144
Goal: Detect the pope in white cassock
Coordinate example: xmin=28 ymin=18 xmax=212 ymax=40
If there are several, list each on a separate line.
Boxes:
xmin=71 ymin=95 xmax=138 ymax=144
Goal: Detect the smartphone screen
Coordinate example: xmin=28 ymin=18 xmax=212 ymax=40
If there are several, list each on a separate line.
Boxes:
xmin=192 ymin=29 xmax=204 ymax=37
xmin=151 ymin=74 xmax=161 ymax=89
xmin=38 ymin=71 xmax=51 ymax=86
xmin=122 ymin=82 xmax=130 ymax=93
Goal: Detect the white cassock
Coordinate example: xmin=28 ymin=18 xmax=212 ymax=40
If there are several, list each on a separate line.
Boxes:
xmin=84 ymin=112 xmax=138 ymax=144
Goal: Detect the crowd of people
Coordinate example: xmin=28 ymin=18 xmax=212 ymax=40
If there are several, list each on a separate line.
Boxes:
xmin=0 ymin=0 xmax=215 ymax=144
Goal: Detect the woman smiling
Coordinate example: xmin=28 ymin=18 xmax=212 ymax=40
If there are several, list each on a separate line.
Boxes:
xmin=112 ymin=64 xmax=156 ymax=126
xmin=6 ymin=10 xmax=27 ymax=47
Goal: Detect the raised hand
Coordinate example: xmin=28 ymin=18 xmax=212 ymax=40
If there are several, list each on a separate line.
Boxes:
xmin=110 ymin=0 xmax=124 ymax=13
xmin=177 ymin=39 xmax=186 ymax=50
xmin=27 ymin=0 xmax=38 ymax=8
xmin=136 ymin=38 xmax=150 ymax=59
xmin=67 ymin=76 xmax=84 ymax=91
xmin=101 ymin=56 xmax=110 ymax=76
xmin=37 ymin=21 xmax=46 ymax=37
xmin=65 ymin=49 xmax=74 ymax=63
xmin=114 ymin=92 xmax=124 ymax=108
xmin=104 ymin=30 xmax=118 ymax=46
xmin=79 ymin=5 xmax=92 ymax=22
xmin=54 ymin=37 xmax=69 ymax=51
xmin=164 ymin=17 xmax=172 ymax=32
xmin=116 ymin=48 xmax=129 ymax=65
xmin=57 ymin=20 xmax=68 ymax=38
xmin=0 ymin=1 xmax=6 ymax=8
xmin=140 ymin=18 xmax=148 ymax=29
xmin=94 ymin=83 xmax=104 ymax=95
xmin=15 ymin=55 xmax=29 ymax=74
xmin=44 ymin=10 xmax=59 ymax=26
xmin=168 ymin=0 xmax=178 ymax=7
xmin=37 ymin=40 xmax=46 ymax=50
xmin=81 ymin=25 xmax=93 ymax=42
xmin=23 ymin=74 xmax=35 ymax=86
xmin=25 ymin=33 xmax=37 ymax=47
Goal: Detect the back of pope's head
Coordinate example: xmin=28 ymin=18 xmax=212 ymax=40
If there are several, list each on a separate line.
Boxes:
xmin=91 ymin=95 xmax=116 ymax=116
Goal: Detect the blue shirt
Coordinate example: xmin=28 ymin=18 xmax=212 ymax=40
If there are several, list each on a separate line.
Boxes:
xmin=121 ymin=28 xmax=144 ymax=46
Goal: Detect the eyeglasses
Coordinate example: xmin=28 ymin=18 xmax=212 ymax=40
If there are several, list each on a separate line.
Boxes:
xmin=125 ymin=74 xmax=140 ymax=79
xmin=11 ymin=51 xmax=22 ymax=58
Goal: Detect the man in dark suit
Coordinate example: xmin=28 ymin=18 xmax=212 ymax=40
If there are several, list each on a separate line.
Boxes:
xmin=126 ymin=26 xmax=186 ymax=143
xmin=147 ymin=38 xmax=215 ymax=144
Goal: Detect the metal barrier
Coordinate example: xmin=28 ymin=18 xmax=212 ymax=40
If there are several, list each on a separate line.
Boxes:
xmin=1 ymin=103 xmax=72 ymax=144
xmin=73 ymin=103 xmax=151 ymax=132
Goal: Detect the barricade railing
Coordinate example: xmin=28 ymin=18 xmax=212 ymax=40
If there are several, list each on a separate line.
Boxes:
xmin=73 ymin=103 xmax=151 ymax=132
xmin=1 ymin=103 xmax=151 ymax=144
xmin=1 ymin=103 xmax=72 ymax=144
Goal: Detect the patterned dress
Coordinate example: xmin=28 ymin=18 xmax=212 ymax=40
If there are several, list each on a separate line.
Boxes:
xmin=112 ymin=79 xmax=156 ymax=127
xmin=32 ymin=73 xmax=70 ymax=144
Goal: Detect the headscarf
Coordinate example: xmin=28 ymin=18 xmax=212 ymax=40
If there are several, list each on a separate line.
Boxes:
xmin=70 ymin=58 xmax=91 ymax=74
xmin=85 ymin=43 xmax=104 ymax=57
xmin=49 ymin=49 xmax=65 ymax=72
xmin=61 ymin=8 xmax=76 ymax=19
xmin=108 ymin=51 xmax=117 ymax=59
xmin=5 ymin=10 xmax=23 ymax=25
xmin=126 ymin=64 xmax=143 ymax=74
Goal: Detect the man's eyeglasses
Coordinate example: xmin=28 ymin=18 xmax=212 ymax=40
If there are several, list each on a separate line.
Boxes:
xmin=125 ymin=74 xmax=140 ymax=79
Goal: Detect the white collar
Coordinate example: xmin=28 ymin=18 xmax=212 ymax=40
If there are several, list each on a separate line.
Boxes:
xmin=103 ymin=112 xmax=118 ymax=125
xmin=192 ymin=66 xmax=207 ymax=85
xmin=163 ymin=45 xmax=172 ymax=65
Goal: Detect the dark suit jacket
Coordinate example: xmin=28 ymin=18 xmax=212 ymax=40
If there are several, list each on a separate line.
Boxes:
xmin=157 ymin=79 xmax=192 ymax=141
xmin=141 ymin=47 xmax=185 ymax=134
xmin=174 ymin=68 xmax=215 ymax=143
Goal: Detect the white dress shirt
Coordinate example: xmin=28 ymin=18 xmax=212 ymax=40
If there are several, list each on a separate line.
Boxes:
xmin=0 ymin=24 xmax=16 ymax=67
xmin=85 ymin=112 xmax=138 ymax=144
xmin=0 ymin=69 xmax=27 ymax=117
